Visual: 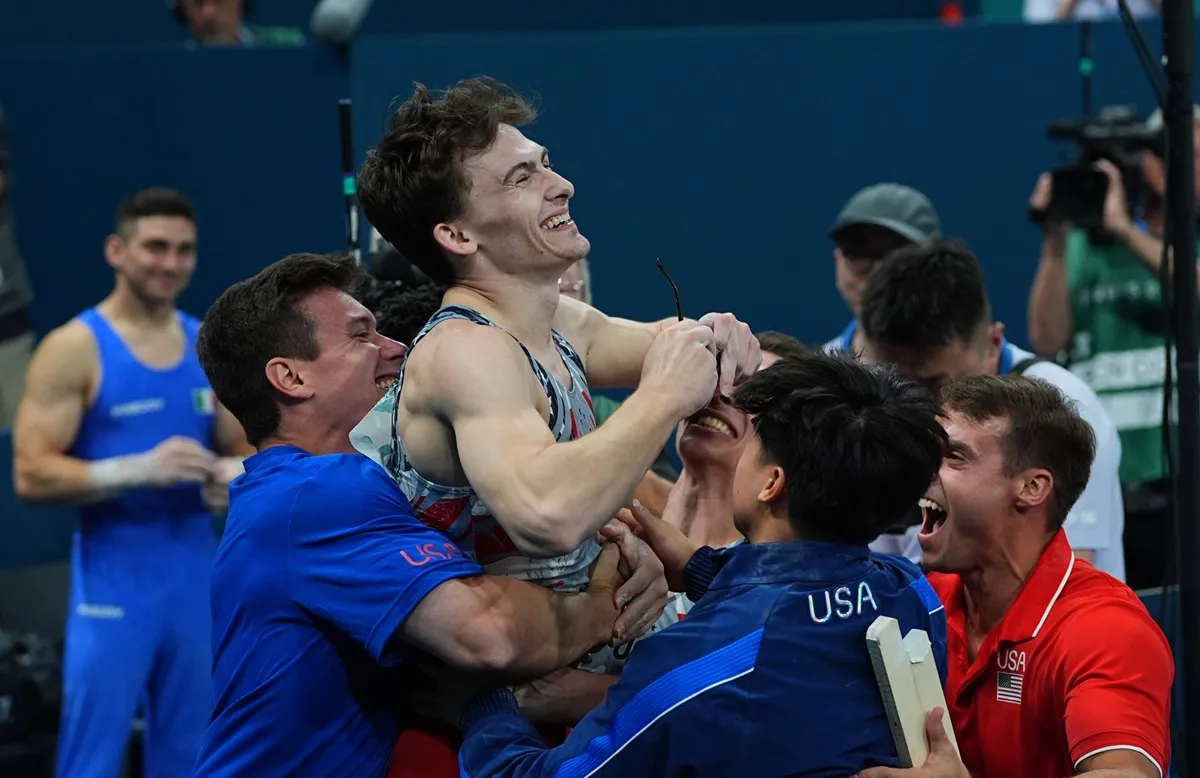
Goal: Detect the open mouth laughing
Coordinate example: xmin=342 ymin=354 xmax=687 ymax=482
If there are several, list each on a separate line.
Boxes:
xmin=918 ymin=497 xmax=948 ymax=538
xmin=685 ymin=409 xmax=737 ymax=438
xmin=540 ymin=211 xmax=576 ymax=232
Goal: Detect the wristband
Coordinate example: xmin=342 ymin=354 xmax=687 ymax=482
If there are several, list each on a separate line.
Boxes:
xmin=86 ymin=454 xmax=147 ymax=491
xmin=459 ymin=687 xmax=520 ymax=732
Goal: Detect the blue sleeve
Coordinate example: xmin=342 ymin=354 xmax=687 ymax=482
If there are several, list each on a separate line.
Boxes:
xmin=285 ymin=456 xmax=484 ymax=666
xmin=907 ymin=574 xmax=949 ymax=684
xmin=458 ymin=628 xmax=763 ymax=778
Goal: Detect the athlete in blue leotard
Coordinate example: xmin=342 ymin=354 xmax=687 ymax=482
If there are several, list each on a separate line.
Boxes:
xmin=12 ymin=188 xmax=252 ymax=778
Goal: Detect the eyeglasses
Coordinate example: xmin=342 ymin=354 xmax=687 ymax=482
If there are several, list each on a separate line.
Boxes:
xmin=656 ymin=258 xmax=684 ymax=321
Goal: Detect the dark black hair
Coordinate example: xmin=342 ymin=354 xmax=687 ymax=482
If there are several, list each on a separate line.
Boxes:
xmin=355 ymin=279 xmax=444 ymax=346
xmin=197 ymin=252 xmax=360 ymax=447
xmin=755 ymin=331 xmax=810 ymax=362
xmin=859 ymin=239 xmax=991 ymax=352
xmin=115 ymin=187 xmax=194 ymax=237
xmin=732 ymin=354 xmax=947 ymax=543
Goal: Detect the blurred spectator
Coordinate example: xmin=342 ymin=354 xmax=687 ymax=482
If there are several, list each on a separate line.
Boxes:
xmin=12 ymin=188 xmax=251 ymax=778
xmin=0 ymin=103 xmax=34 ymax=428
xmin=861 ymin=241 xmax=1125 ymax=581
xmin=360 ymin=278 xmax=443 ymax=346
xmin=172 ymin=0 xmax=305 ymax=47
xmin=822 ymin=183 xmax=941 ymax=355
xmin=1027 ymin=107 xmax=1199 ymax=590
xmin=1024 ymin=0 xmax=1158 ymax=22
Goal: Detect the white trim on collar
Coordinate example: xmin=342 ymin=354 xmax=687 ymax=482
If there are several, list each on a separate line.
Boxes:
xmin=1032 ymin=552 xmax=1075 ymax=639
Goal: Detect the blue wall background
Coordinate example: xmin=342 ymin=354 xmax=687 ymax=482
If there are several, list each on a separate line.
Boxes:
xmin=0 ymin=0 xmax=972 ymax=49
xmin=0 ymin=19 xmax=1182 ymax=570
xmin=0 ymin=19 xmax=1185 ymax=774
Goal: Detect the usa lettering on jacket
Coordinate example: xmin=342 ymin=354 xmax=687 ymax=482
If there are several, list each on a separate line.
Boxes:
xmin=808 ymin=582 xmax=879 ymax=623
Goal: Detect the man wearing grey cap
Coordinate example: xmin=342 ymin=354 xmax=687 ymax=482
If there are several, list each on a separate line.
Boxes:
xmin=822 ymin=183 xmax=941 ymax=355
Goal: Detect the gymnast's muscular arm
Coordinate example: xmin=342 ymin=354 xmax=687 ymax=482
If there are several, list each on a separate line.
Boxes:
xmin=404 ymin=320 xmax=714 ymax=557
xmin=13 ymin=321 xmax=215 ymax=505
xmin=554 ymin=296 xmax=761 ymax=395
xmin=552 ymin=295 xmax=670 ymax=389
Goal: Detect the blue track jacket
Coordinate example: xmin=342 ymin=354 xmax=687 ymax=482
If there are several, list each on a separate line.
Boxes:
xmin=457 ymin=541 xmax=948 ymax=778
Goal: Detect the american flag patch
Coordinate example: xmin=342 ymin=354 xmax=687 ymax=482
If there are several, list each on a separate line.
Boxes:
xmin=996 ymin=671 xmax=1023 ymax=705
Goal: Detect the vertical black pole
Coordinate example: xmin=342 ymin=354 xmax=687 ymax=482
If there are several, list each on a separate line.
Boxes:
xmin=338 ymin=99 xmax=361 ymax=265
xmin=1163 ymin=0 xmax=1198 ymax=771
xmin=1080 ymin=21 xmax=1094 ymax=120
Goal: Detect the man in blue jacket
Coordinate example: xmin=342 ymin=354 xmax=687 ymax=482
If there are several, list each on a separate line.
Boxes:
xmin=440 ymin=353 xmax=951 ymax=777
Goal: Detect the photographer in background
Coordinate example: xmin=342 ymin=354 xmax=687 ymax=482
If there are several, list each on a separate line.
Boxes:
xmin=1027 ymin=107 xmax=1200 ymax=591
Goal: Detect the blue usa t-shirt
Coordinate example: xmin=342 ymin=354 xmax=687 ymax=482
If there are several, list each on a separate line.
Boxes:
xmin=192 ymin=446 xmax=484 ymax=777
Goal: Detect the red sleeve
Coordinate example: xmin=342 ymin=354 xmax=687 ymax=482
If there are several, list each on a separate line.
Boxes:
xmin=1060 ymin=600 xmax=1173 ymax=776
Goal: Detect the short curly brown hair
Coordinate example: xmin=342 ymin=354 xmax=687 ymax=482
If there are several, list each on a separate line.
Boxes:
xmin=357 ymin=77 xmax=536 ymax=287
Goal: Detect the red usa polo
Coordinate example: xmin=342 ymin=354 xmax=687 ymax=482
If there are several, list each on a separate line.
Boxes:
xmin=928 ymin=530 xmax=1173 ymax=777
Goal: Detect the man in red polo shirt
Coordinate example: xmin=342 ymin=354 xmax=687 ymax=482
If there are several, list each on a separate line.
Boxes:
xmin=861 ymin=374 xmax=1172 ymax=778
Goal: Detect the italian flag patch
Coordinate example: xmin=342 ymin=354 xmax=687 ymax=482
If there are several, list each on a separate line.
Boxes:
xmin=192 ymin=388 xmax=216 ymax=415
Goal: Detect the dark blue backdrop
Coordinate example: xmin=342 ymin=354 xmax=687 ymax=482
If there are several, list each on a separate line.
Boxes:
xmin=0 ymin=0 xmax=970 ymax=49
xmin=0 ymin=19 xmax=1181 ymax=566
xmin=350 ymin=20 xmax=1165 ymax=349
xmin=0 ymin=21 xmax=1187 ymax=774
xmin=0 ymin=44 xmax=349 ymax=336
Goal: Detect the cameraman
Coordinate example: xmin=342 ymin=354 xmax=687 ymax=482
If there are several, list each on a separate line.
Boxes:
xmin=1027 ymin=107 xmax=1200 ymax=591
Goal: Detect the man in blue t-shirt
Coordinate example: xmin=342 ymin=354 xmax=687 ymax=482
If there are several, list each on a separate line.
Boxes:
xmin=191 ymin=252 xmax=663 ymax=777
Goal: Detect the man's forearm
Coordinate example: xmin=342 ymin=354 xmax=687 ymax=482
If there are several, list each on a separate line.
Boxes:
xmin=451 ymin=578 xmax=614 ymax=680
xmin=1028 ymin=234 xmax=1073 ymax=356
xmin=517 ymin=588 xmax=612 ymax=677
xmin=509 ymin=390 xmax=683 ymax=555
xmin=515 ymin=667 xmax=618 ymax=725
xmin=1113 ymin=224 xmax=1200 ymax=298
xmin=14 ymin=452 xmax=149 ymax=506
xmin=1115 ymin=223 xmax=1170 ymax=275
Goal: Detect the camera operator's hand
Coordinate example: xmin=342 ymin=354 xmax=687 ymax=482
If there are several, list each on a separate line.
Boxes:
xmin=1095 ymin=159 xmax=1135 ymax=238
xmin=1029 ymin=172 xmax=1054 ymax=214
xmin=1029 ymin=173 xmax=1068 ymax=241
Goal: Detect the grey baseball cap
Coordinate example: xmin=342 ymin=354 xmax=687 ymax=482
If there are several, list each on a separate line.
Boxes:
xmin=829 ymin=183 xmax=941 ymax=246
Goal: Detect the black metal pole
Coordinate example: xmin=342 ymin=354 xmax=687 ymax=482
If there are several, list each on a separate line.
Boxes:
xmin=338 ymin=98 xmax=361 ymax=265
xmin=1080 ymin=21 xmax=1093 ymax=120
xmin=1163 ymin=0 xmax=1199 ymax=771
